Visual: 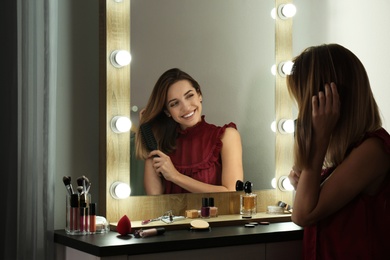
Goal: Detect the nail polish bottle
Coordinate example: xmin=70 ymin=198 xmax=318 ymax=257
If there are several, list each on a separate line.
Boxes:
xmin=201 ymin=197 xmax=210 ymax=218
xmin=209 ymin=197 xmax=218 ymax=217
xmin=236 ymin=180 xmax=257 ymax=216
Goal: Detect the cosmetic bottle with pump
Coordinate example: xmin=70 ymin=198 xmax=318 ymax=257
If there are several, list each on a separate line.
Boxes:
xmin=236 ymin=180 xmax=257 ymax=216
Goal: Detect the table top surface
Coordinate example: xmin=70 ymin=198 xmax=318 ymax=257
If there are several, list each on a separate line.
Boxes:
xmin=55 ymin=220 xmax=303 ymax=257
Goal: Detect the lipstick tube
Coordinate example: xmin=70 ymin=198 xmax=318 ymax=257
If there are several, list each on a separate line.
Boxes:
xmin=139 ymin=227 xmax=166 ymax=238
xmin=89 ymin=203 xmax=96 ymax=234
xmin=65 ymin=194 xmax=80 ymax=235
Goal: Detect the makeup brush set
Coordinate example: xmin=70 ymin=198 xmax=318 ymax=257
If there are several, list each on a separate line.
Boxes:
xmin=63 ymin=175 xmax=100 ymax=235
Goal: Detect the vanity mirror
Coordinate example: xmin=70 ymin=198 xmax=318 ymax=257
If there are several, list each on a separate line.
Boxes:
xmin=129 ymin=0 xmax=275 ymax=195
xmin=99 ymin=0 xmax=294 ymax=222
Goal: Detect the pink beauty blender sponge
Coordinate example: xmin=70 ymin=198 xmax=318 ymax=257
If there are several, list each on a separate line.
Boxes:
xmin=117 ymin=215 xmax=132 ymax=236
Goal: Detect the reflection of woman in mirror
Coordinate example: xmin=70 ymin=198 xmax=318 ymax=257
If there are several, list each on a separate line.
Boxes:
xmin=287 ymin=44 xmax=390 ymax=259
xmin=135 ymin=68 xmax=244 ymax=195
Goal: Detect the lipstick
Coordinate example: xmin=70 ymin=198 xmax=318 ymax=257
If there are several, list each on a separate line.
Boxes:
xmin=139 ymin=227 xmax=166 ymax=238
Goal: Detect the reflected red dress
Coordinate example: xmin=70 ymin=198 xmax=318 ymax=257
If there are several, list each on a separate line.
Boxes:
xmin=303 ymin=128 xmax=390 ymax=260
xmin=165 ymin=116 xmax=236 ymax=194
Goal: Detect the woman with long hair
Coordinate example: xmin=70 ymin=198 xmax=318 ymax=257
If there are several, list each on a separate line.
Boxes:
xmin=287 ymin=44 xmax=390 ymax=259
xmin=135 ymin=68 xmax=243 ymax=195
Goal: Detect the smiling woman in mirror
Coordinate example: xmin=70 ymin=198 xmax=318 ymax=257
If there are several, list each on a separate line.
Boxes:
xmin=135 ymin=68 xmax=244 ymax=195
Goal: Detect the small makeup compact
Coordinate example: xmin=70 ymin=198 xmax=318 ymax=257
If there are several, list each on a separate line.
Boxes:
xmin=190 ymin=219 xmax=210 ymax=231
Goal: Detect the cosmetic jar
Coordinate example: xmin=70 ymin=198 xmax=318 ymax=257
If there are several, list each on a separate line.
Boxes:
xmin=95 ymin=216 xmax=110 ymax=233
xmin=267 ymin=205 xmax=284 ymax=214
xmin=185 ymin=209 xmax=200 ymax=218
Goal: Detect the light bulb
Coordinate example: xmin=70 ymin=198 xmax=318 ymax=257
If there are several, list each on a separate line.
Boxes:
xmin=278 ymin=61 xmax=294 ymax=77
xmin=278 ymin=4 xmax=297 ymax=19
xmin=110 ymin=182 xmax=131 ymax=199
xmin=110 ymin=50 xmax=131 ymax=68
xmin=270 ymin=120 xmax=276 ymax=133
xmin=278 ymin=119 xmax=295 ymax=134
xmin=278 ymin=176 xmax=294 ymax=192
xmin=271 ymin=64 xmax=277 ymax=76
xmin=270 ymin=8 xmax=276 ymax=20
xmin=111 ymin=116 xmax=131 ymax=133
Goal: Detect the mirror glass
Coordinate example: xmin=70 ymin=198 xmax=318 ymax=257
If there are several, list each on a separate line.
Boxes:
xmin=130 ymin=0 xmax=275 ymax=195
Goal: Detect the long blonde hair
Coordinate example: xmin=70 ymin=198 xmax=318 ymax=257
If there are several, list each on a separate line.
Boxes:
xmin=287 ymin=44 xmax=382 ymax=169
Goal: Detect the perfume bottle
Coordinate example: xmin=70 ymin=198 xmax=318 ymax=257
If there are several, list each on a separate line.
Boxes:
xmin=236 ymin=180 xmax=257 ymax=216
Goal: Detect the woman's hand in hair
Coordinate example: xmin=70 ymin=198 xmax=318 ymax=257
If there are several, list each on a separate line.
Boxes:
xmin=288 ymin=167 xmax=301 ymax=190
xmin=312 ymin=82 xmax=340 ymax=141
xmin=149 ymin=150 xmax=179 ymax=181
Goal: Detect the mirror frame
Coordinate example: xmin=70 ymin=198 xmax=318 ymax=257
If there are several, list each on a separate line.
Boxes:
xmin=99 ymin=0 xmax=294 ymax=223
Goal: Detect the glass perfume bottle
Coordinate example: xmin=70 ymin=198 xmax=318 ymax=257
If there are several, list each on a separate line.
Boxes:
xmin=236 ymin=180 xmax=257 ymax=216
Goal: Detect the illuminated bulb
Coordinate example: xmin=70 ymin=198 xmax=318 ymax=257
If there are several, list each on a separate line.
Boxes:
xmin=110 ymin=50 xmax=131 ymax=68
xmin=282 ymin=119 xmax=295 ymax=133
xmin=278 ymin=4 xmax=297 ymax=19
xmin=278 ymin=119 xmax=295 ymax=134
xmin=278 ymin=176 xmax=294 ymax=191
xmin=271 ymin=178 xmax=277 ymax=189
xmin=110 ymin=182 xmax=131 ymax=199
xmin=111 ymin=116 xmax=132 ymax=133
xmin=278 ymin=61 xmax=294 ymax=77
xmin=271 ymin=64 xmax=277 ymax=76
xmin=270 ymin=120 xmax=276 ymax=133
xmin=270 ymin=8 xmax=276 ymax=19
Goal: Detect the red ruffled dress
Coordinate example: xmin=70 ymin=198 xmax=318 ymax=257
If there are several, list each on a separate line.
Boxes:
xmin=303 ymin=128 xmax=390 ymax=260
xmin=165 ymin=116 xmax=236 ymax=194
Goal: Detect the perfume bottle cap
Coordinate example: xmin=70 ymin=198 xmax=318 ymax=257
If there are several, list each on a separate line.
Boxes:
xmin=236 ymin=180 xmax=244 ymax=191
xmin=244 ymin=181 xmax=253 ymax=193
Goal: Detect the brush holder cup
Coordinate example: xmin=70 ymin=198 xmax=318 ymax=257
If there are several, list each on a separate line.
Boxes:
xmin=65 ymin=193 xmax=91 ymax=235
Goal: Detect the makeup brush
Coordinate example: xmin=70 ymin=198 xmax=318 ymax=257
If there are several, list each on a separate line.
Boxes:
xmin=62 ymin=176 xmax=74 ymax=195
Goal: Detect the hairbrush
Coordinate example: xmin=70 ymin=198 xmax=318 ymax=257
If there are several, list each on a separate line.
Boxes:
xmin=140 ymin=123 xmax=158 ymax=154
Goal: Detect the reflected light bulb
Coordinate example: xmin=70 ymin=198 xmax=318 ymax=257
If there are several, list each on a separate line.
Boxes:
xmin=271 ymin=64 xmax=277 ymax=76
xmin=271 ymin=178 xmax=277 ymax=189
xmin=270 ymin=8 xmax=276 ymax=19
xmin=270 ymin=120 xmax=276 ymax=133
